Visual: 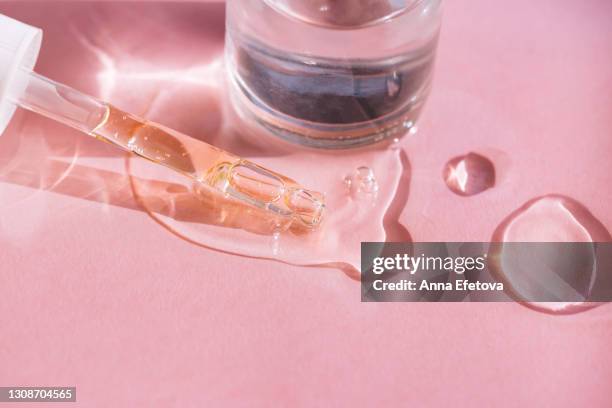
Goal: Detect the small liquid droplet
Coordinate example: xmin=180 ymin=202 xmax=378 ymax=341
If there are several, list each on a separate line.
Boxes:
xmin=343 ymin=175 xmax=353 ymax=192
xmin=490 ymin=195 xmax=612 ymax=314
xmin=443 ymin=152 xmax=495 ymax=196
xmin=390 ymin=137 xmax=401 ymax=150
xmin=270 ymin=230 xmax=281 ymax=255
xmin=344 ymin=166 xmax=379 ymax=197
xmin=408 ymin=125 xmax=418 ymax=136
xmin=355 ymin=166 xmax=379 ymax=194
xmin=403 ymin=121 xmax=414 ymax=129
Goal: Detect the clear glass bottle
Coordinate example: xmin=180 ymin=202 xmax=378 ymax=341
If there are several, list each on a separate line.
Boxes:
xmin=226 ymin=0 xmax=443 ymax=149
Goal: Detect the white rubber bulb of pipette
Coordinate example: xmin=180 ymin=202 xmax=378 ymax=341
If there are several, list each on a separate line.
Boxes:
xmin=0 ymin=13 xmax=42 ymax=135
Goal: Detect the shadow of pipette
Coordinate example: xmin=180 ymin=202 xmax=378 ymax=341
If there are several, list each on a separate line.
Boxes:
xmin=0 ymin=155 xmax=290 ymax=237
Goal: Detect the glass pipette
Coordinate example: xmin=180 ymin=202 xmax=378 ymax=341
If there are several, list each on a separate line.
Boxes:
xmin=13 ymin=69 xmax=325 ymax=231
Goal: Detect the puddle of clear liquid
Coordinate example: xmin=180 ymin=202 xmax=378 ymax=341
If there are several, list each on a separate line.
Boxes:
xmin=126 ymin=148 xmax=403 ymax=272
xmin=74 ymin=28 xmax=410 ymax=274
xmin=490 ymin=194 xmax=612 ymax=314
xmin=443 ymin=152 xmax=495 ymax=196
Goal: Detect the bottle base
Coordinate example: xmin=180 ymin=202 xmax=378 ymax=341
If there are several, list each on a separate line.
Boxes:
xmin=228 ymin=72 xmax=424 ymax=150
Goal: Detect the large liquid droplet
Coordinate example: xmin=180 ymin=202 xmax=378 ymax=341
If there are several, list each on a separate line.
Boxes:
xmin=127 ymin=148 xmax=403 ymax=273
xmin=490 ymin=195 xmax=612 ymax=314
xmin=443 ymin=152 xmax=495 ymax=197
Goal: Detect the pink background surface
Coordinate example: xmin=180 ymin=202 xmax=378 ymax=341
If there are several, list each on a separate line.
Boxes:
xmin=0 ymin=1 xmax=612 ymax=406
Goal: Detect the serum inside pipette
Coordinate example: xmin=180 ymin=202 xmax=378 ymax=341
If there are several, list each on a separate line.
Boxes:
xmin=15 ymin=70 xmax=325 ymax=232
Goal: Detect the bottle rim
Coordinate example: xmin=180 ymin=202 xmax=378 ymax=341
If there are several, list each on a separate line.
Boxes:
xmin=261 ymin=0 xmax=429 ymax=30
